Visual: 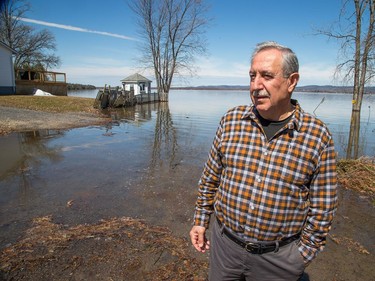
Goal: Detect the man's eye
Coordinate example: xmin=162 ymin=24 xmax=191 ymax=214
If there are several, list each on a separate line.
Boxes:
xmin=264 ymin=74 xmax=273 ymax=80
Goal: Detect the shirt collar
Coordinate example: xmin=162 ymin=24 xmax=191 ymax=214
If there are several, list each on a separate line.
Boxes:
xmin=241 ymin=99 xmax=302 ymax=131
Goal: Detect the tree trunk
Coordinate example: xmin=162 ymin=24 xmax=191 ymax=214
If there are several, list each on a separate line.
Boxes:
xmin=159 ymin=91 xmax=169 ymax=102
xmin=151 ymin=102 xmax=177 ymax=167
xmin=346 ymin=109 xmax=361 ymax=159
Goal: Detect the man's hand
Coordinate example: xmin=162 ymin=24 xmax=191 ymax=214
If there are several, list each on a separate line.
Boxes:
xmin=190 ymin=225 xmax=210 ymax=253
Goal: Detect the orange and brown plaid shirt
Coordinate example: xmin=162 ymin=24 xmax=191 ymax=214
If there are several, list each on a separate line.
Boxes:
xmin=193 ymin=100 xmax=338 ymax=263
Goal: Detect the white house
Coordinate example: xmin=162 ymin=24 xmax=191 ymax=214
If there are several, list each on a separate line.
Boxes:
xmin=0 ymin=41 xmax=16 ymax=95
xmin=120 ymin=73 xmax=152 ymax=96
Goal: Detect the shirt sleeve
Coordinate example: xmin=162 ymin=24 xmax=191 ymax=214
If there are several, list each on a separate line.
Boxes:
xmin=193 ymin=119 xmax=224 ymax=228
xmin=297 ymin=135 xmax=338 ymax=265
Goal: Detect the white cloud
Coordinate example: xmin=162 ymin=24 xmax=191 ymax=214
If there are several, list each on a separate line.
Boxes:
xmin=193 ymin=57 xmax=248 ymax=78
xmin=18 ymin=17 xmax=139 ymax=41
xmin=299 ymin=64 xmax=336 ymax=86
xmin=168 ymin=56 xmax=250 ymax=86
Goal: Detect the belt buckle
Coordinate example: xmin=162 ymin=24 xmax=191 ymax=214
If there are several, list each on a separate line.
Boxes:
xmin=245 ymin=242 xmax=262 ymax=254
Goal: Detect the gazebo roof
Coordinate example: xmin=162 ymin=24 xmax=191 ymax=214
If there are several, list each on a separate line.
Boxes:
xmin=120 ymin=73 xmax=151 ymax=83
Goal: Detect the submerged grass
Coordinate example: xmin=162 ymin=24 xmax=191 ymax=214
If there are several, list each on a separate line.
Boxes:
xmin=0 ymin=95 xmax=97 ymax=114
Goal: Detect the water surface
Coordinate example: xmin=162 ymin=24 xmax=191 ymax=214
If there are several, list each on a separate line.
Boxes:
xmin=1 ymin=89 xmax=374 ymax=249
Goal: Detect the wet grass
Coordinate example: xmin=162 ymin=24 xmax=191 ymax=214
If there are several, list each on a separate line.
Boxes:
xmin=0 ymin=95 xmax=97 ymax=114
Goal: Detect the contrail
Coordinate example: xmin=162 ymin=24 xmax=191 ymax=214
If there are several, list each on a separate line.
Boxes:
xmin=18 ymin=17 xmax=138 ymax=41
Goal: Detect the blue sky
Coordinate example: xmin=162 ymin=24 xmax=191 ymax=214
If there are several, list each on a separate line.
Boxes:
xmin=22 ymin=0 xmax=345 ymax=87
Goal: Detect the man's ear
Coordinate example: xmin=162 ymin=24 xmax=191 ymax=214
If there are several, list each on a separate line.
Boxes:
xmin=288 ymin=73 xmax=299 ymax=93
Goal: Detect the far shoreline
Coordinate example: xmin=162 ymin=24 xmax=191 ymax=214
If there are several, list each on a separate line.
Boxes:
xmin=167 ymin=85 xmax=375 ymax=94
xmin=71 ymin=82 xmax=375 ymax=94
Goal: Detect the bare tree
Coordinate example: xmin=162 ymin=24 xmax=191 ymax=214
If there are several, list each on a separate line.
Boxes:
xmin=317 ymin=0 xmax=374 ymax=159
xmin=129 ymin=0 xmax=210 ymax=102
xmin=0 ymin=0 xmax=60 ymax=70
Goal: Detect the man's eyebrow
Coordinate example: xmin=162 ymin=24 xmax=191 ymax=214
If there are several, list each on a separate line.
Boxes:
xmin=249 ymin=70 xmax=275 ymax=76
xmin=261 ymin=70 xmax=275 ymax=75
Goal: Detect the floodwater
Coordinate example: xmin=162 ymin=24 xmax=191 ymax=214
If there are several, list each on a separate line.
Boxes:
xmin=0 ymin=90 xmax=374 ymax=279
xmin=68 ymin=89 xmax=375 ymax=158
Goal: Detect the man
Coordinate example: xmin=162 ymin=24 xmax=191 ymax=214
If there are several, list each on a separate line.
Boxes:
xmin=189 ymin=41 xmax=338 ymax=281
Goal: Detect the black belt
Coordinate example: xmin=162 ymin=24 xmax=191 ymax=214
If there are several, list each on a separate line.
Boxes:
xmin=217 ymin=219 xmax=300 ymax=254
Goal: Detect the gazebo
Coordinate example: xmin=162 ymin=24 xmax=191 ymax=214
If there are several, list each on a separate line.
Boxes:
xmin=120 ymin=73 xmax=152 ymax=96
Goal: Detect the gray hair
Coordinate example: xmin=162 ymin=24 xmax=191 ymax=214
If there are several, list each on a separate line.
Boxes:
xmin=251 ymin=41 xmax=299 ymax=78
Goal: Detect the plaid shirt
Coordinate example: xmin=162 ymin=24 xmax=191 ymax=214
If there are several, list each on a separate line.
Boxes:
xmin=193 ymin=100 xmax=338 ymax=263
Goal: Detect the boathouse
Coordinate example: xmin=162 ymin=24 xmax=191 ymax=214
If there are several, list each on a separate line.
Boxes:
xmin=0 ymin=41 xmax=16 ymax=95
xmin=120 ymin=73 xmax=158 ymax=103
xmin=120 ymin=73 xmax=152 ymax=95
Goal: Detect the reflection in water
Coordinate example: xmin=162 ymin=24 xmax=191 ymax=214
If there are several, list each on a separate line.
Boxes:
xmin=108 ymin=103 xmax=156 ymax=123
xmin=0 ymin=130 xmax=67 ymax=241
xmin=152 ymin=102 xmax=178 ymax=169
xmin=102 ymin=102 xmax=179 ymax=170
xmin=0 ymin=101 xmax=193 ymax=250
xmin=0 ymin=130 xmax=65 ymax=181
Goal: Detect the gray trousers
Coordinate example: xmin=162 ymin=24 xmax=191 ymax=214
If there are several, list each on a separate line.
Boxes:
xmin=209 ymin=219 xmax=305 ymax=281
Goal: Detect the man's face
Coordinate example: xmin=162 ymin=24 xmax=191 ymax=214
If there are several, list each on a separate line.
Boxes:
xmin=249 ymin=49 xmax=296 ymax=120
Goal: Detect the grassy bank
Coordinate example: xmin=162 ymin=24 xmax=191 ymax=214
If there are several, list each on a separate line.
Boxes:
xmin=0 ymin=95 xmax=97 ymax=114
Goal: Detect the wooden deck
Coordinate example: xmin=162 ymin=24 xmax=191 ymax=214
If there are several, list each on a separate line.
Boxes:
xmin=15 ymin=69 xmax=67 ymax=96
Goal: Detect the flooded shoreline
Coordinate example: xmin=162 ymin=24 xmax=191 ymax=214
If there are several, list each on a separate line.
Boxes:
xmin=1 ymin=144 xmax=374 ymax=280
xmin=1 ymin=90 xmax=374 ymax=280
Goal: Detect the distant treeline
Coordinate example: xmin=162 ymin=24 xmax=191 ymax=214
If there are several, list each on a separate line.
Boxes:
xmin=296 ymin=85 xmax=375 ymax=94
xmin=172 ymin=85 xmax=375 ymax=94
xmin=67 ymin=83 xmax=96 ymax=90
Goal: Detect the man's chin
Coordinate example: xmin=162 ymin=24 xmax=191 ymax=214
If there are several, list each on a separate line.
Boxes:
xmin=255 ymin=103 xmax=270 ymax=112
xmin=255 ymin=105 xmax=272 ymax=117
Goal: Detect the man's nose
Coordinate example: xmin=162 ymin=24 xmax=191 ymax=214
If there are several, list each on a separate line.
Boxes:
xmin=251 ymin=75 xmax=263 ymax=90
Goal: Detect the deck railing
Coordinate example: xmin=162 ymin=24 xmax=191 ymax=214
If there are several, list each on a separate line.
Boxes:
xmin=15 ymin=69 xmax=67 ymax=96
xmin=15 ymin=69 xmax=66 ymax=83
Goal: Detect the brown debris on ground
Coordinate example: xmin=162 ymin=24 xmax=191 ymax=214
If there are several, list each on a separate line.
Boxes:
xmin=328 ymin=234 xmax=370 ymax=255
xmin=0 ymin=216 xmax=208 ymax=281
xmin=337 ymin=157 xmax=375 ymax=199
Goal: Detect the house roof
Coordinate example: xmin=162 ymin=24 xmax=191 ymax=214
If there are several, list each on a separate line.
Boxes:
xmin=0 ymin=41 xmax=17 ymax=54
xmin=120 ymin=73 xmax=151 ymax=83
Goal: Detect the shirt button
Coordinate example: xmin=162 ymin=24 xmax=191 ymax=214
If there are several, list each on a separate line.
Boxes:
xmin=264 ymin=151 xmax=268 ymax=156
xmin=257 ymin=177 xmax=261 ymax=182
xmin=250 ymin=204 xmax=255 ymax=210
